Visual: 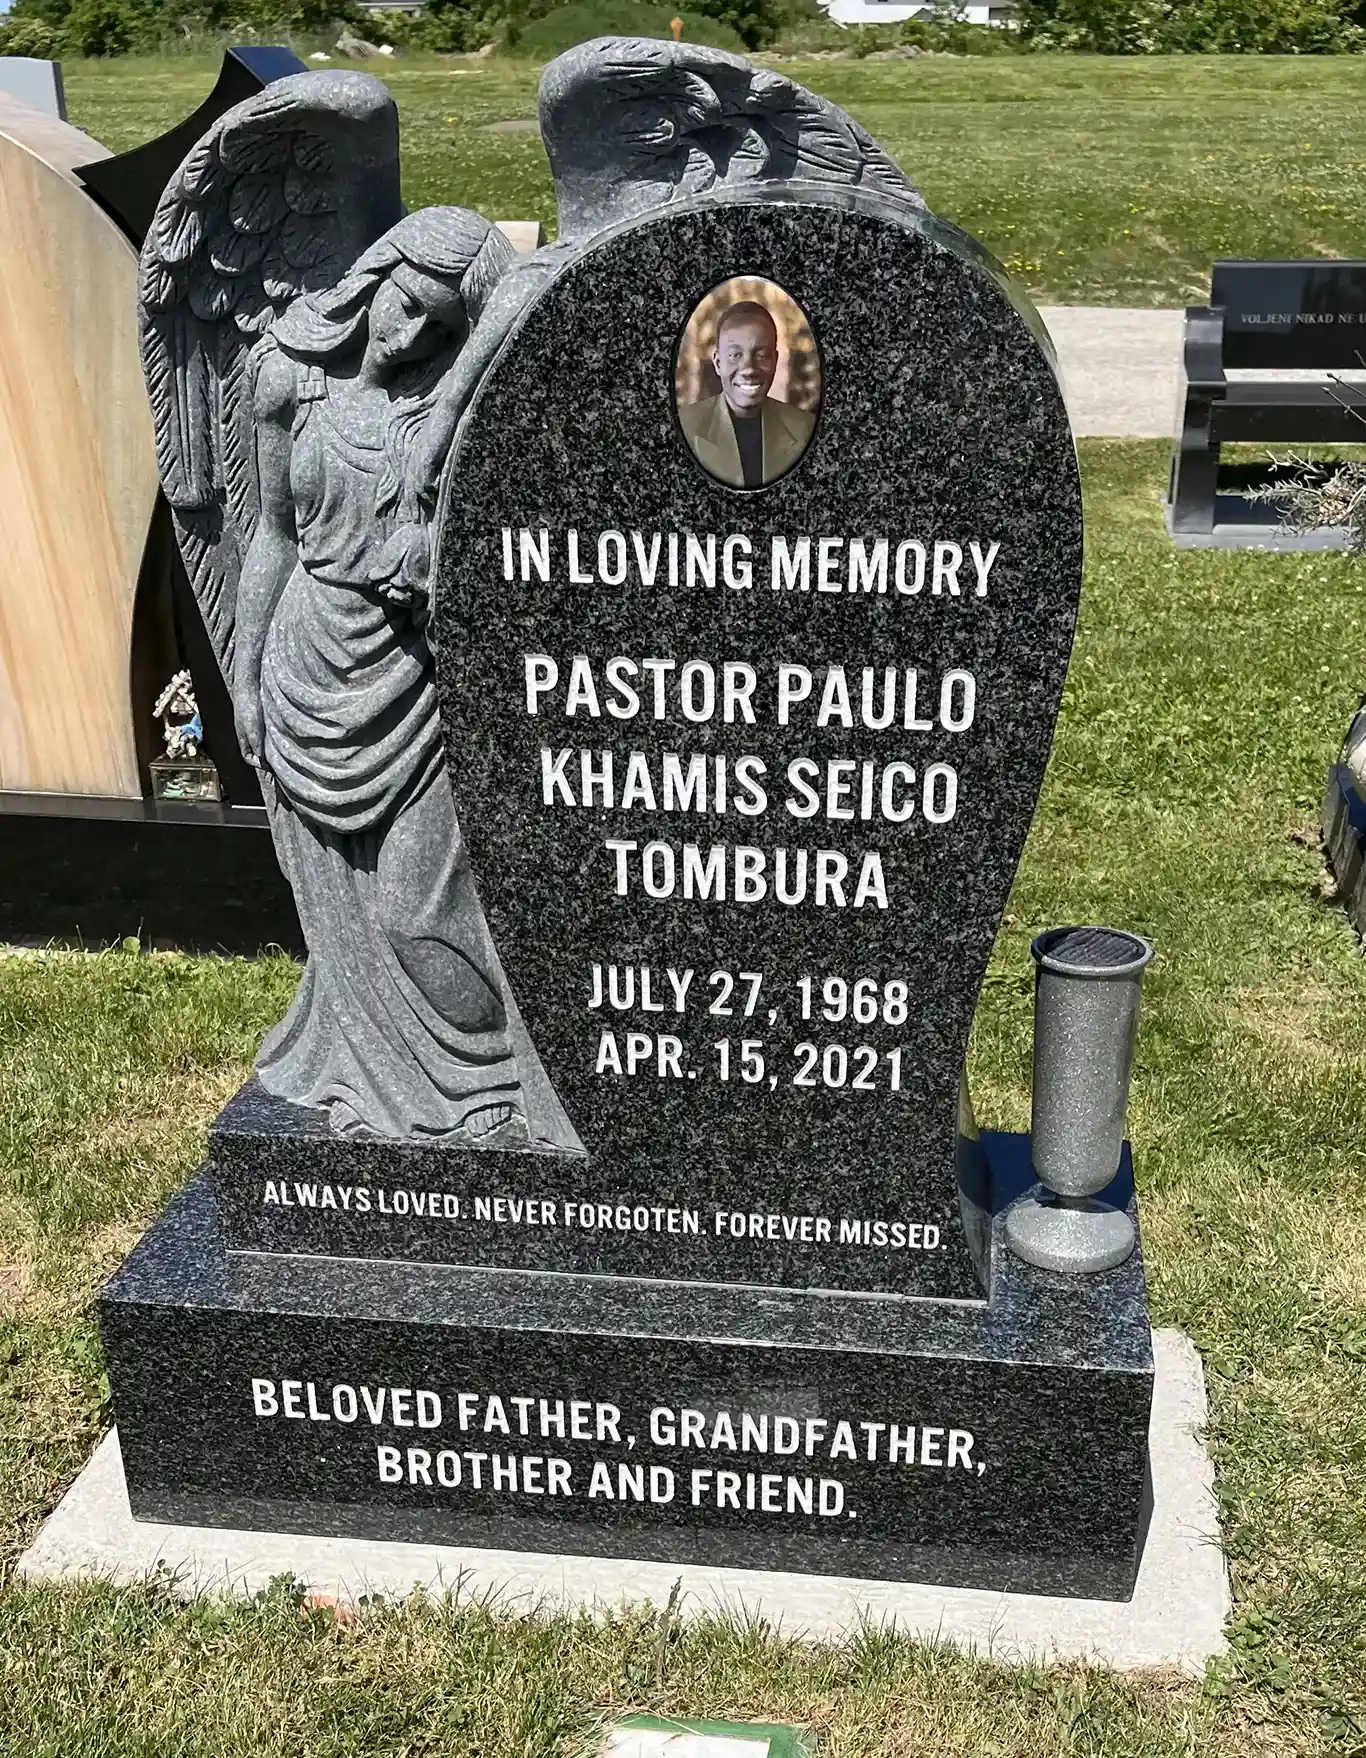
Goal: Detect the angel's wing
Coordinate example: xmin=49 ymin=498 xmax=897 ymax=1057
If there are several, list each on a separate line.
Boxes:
xmin=139 ymin=71 xmax=404 ymax=678
xmin=539 ymin=37 xmax=926 ymax=245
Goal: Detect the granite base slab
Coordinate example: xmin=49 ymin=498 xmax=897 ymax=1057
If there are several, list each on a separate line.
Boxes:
xmin=0 ymin=791 xmax=301 ymax=955
xmin=100 ymin=1165 xmax=1153 ymax=1600
xmin=1164 ymin=500 xmax=1351 ymax=551
xmin=1323 ymin=763 xmax=1366 ymax=939
xmin=19 ymin=1332 xmax=1225 ymax=1674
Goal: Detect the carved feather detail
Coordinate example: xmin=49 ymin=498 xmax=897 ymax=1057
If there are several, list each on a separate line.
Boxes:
xmin=539 ymin=39 xmax=926 ymax=243
xmin=138 ymin=70 xmax=404 ymax=681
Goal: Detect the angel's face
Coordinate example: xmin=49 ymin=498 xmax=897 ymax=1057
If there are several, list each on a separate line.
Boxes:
xmin=366 ymin=266 xmax=466 ymax=375
xmin=712 ymin=313 xmax=778 ymax=418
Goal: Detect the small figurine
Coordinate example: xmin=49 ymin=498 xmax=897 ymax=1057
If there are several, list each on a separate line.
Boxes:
xmin=154 ymin=670 xmax=203 ymax=761
xmin=150 ymin=669 xmax=220 ymax=802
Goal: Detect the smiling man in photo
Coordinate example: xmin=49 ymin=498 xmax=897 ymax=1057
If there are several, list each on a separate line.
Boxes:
xmin=679 ymin=300 xmax=815 ymax=489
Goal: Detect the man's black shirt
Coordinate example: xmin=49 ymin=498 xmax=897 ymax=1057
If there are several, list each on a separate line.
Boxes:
xmin=729 ymin=405 xmax=764 ymax=487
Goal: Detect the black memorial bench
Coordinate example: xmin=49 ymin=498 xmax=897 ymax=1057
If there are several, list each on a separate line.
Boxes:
xmin=1167 ymin=258 xmax=1366 ymax=548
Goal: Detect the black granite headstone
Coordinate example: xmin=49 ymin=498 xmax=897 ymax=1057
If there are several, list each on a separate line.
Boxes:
xmin=431 ymin=189 xmax=1081 ymax=1299
xmin=1211 ymin=258 xmax=1366 ymax=371
xmin=101 ymin=144 xmax=1154 ymax=1601
xmin=76 ymin=47 xmax=308 ymax=249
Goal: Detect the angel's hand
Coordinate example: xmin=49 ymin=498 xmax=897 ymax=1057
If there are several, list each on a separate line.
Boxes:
xmin=234 ymin=690 xmax=265 ymax=769
xmin=371 ymin=525 xmax=431 ymax=613
xmin=409 ymin=424 xmax=447 ymax=504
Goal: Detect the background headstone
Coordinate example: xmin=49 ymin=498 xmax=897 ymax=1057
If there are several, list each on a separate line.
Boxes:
xmin=0 ymin=58 xmax=66 ymax=120
xmin=0 ymin=94 xmax=153 ymax=795
xmin=76 ymin=46 xmax=306 ymax=246
xmin=0 ymin=52 xmax=303 ymax=957
xmin=76 ymin=45 xmax=308 ymax=812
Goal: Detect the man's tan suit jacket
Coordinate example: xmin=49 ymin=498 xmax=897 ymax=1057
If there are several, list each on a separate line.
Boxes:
xmin=678 ymin=394 xmax=815 ymax=488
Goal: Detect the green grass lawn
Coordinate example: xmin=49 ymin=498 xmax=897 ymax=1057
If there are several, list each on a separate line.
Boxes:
xmin=66 ymin=52 xmax=1366 ymax=305
xmin=1 ymin=442 xmax=1364 ymax=1754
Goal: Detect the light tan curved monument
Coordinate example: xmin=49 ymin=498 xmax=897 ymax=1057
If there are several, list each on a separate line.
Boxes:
xmin=0 ymin=94 xmax=155 ymax=797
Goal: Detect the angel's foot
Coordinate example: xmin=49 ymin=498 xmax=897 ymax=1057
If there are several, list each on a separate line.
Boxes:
xmin=457 ymin=1101 xmax=527 ymax=1146
xmin=329 ymin=1100 xmax=370 ymax=1138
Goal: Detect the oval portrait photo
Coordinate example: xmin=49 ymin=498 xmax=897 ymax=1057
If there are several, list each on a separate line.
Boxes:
xmin=675 ymin=277 xmax=821 ymax=490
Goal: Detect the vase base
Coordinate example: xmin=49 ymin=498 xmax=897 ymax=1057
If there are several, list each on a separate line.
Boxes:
xmin=1006 ymin=1187 xmax=1136 ymax=1274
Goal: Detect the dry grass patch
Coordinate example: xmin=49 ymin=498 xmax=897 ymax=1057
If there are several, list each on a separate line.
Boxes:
xmin=77 ymin=1222 xmax=143 ymax=1289
xmin=1230 ymin=982 xmax=1353 ymax=1067
xmin=0 ymin=1261 xmax=34 ymax=1317
xmin=74 ymin=1064 xmax=242 ymax=1165
xmin=1319 ymin=1213 xmax=1366 ymax=1308
xmin=1169 ymin=1172 xmax=1366 ymax=1310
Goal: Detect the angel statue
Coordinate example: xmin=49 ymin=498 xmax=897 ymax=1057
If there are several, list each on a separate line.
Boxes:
xmin=138 ymin=46 xmax=924 ymax=1146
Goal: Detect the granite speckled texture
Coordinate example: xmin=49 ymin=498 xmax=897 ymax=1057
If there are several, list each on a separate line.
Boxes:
xmin=211 ymin=1077 xmax=991 ymax=1285
xmin=432 ymin=189 xmax=1082 ymax=1299
xmin=103 ymin=1133 xmax=1152 ymax=1600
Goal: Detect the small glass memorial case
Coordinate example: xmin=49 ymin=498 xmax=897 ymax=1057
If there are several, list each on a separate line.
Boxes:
xmin=151 ymin=670 xmax=221 ymax=802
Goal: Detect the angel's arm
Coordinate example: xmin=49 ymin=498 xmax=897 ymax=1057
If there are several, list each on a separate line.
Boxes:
xmin=233 ymin=345 xmax=298 ymax=765
xmin=410 ymin=257 xmax=561 ymax=508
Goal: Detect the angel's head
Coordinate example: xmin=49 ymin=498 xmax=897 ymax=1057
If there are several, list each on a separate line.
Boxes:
xmin=273 ymin=209 xmax=513 ymax=382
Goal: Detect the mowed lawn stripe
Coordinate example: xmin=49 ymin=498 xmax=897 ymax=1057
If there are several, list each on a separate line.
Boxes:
xmin=66 ymin=53 xmax=1366 ymax=304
